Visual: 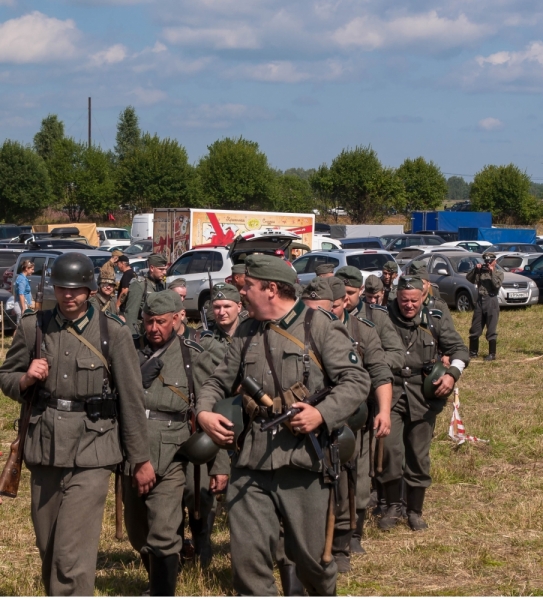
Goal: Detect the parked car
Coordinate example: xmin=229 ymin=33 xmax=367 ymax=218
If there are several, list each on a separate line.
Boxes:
xmin=487 ymin=243 xmax=543 ymax=254
xmin=97 ymin=227 xmax=131 ymax=249
xmin=338 ymin=237 xmax=384 ymax=250
xmin=395 ymin=245 xmax=468 ymax=266
xmin=403 ymin=251 xmax=538 ymax=311
xmin=445 ymin=201 xmax=471 ymax=212
xmin=0 ymin=224 xmax=23 ymax=241
xmin=521 ymin=253 xmax=543 ymax=301
xmin=313 ymin=234 xmax=342 ymax=251
xmin=415 ymin=230 xmax=458 ymax=243
xmin=379 ymin=234 xmax=445 ymax=256
xmin=117 ymin=240 xmax=154 ymax=258
xmin=496 ymin=253 xmax=540 ymax=273
xmin=293 ymin=249 xmax=397 ymax=286
xmin=440 ymin=240 xmax=493 ymax=253
xmin=165 ymin=230 xmax=300 ymax=317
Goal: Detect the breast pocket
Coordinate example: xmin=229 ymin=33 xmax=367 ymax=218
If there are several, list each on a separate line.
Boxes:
xmin=281 ymin=350 xmax=302 ymax=390
xmin=76 ymin=356 xmax=104 ymax=396
xmin=422 ymin=337 xmax=437 ymax=363
xmin=76 ymin=418 xmax=122 ymax=467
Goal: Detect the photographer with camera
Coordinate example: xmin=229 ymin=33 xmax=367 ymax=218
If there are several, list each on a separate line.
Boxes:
xmin=466 ymin=251 xmax=504 ymax=361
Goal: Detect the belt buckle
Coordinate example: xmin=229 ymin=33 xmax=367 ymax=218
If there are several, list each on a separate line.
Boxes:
xmin=57 ymin=399 xmax=72 ymax=412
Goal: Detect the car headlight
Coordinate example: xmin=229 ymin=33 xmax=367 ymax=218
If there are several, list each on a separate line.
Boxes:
xmin=6 ymin=296 xmax=15 ymax=310
xmin=529 ymin=280 xmax=537 ymax=288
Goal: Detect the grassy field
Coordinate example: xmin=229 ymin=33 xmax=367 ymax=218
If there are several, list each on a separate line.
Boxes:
xmin=2 ymin=305 xmax=543 ymax=595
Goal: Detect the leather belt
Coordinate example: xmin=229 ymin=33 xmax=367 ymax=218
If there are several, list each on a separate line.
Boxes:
xmin=393 ymin=368 xmax=422 ymax=378
xmin=145 ymin=409 xmax=189 ymax=423
xmin=47 ymin=399 xmax=86 ymax=412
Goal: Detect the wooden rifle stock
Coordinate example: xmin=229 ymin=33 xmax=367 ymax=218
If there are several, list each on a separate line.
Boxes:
xmin=0 ymin=268 xmax=45 ymax=498
xmin=115 ymin=467 xmax=123 ymax=540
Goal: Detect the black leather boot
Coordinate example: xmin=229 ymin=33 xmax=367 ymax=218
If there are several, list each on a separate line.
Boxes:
xmin=149 ymin=553 xmax=179 ymax=596
xmin=278 ymin=563 xmax=306 ymax=596
xmin=189 ymin=510 xmax=214 ymax=569
xmin=406 ymin=486 xmax=428 ymax=531
xmin=469 ymin=337 xmax=479 ymax=358
xmin=378 ymin=479 xmax=403 ymax=531
xmin=350 ymin=509 xmax=366 ymax=554
xmin=141 ymin=553 xmax=151 ymax=596
xmin=332 ymin=529 xmax=354 ymax=573
xmin=484 ymin=339 xmax=497 ymax=361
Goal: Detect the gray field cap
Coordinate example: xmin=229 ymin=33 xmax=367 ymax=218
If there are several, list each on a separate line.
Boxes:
xmin=364 ymin=274 xmax=384 ymax=294
xmin=302 ymin=278 xmax=334 ymax=301
xmin=212 ymin=282 xmax=241 ymax=303
xmin=327 ymin=276 xmax=346 ymax=301
xmin=245 ymin=254 xmax=297 ymax=286
xmin=397 ymin=276 xmax=424 ymax=292
xmin=143 ymin=289 xmax=184 ymax=315
xmin=335 ymin=265 xmax=363 ymax=288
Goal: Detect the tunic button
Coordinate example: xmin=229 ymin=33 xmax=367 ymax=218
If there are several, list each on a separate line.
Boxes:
xmin=406 ymin=351 xmax=410 ymax=355
xmin=63 ymin=374 xmax=68 ymax=379
xmin=65 ymin=351 xmax=69 ymax=356
xmin=58 ymin=416 xmax=61 ymax=420
xmin=100 ymin=427 xmax=103 ymax=432
xmin=405 ymin=382 xmax=409 ymax=386
xmin=91 ymin=364 xmax=95 ymax=368
xmin=267 ymin=370 xmax=272 ymax=375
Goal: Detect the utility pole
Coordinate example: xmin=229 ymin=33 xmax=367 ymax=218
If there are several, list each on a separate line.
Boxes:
xmin=88 ymin=97 xmax=91 ymax=148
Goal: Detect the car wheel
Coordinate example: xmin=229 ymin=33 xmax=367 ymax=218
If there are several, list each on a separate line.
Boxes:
xmin=455 ymin=290 xmax=473 ymax=312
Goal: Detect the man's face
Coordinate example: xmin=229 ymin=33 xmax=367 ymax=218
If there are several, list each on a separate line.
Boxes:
xmin=213 ymin=299 xmax=241 ymax=328
xmin=241 ymin=277 xmax=273 ymax=320
xmin=100 ymin=282 xmax=115 ymax=298
xmin=365 ymin=290 xmax=384 ymax=305
xmin=331 ymin=296 xmax=346 ymax=319
xmin=303 ymin=298 xmax=333 ymax=312
xmin=143 ymin=312 xmax=178 ymax=347
xmin=397 ymin=289 xmax=423 ymax=319
xmin=149 ymin=264 xmax=168 ymax=282
xmin=232 ymin=272 xmax=246 ymax=291
xmin=343 ymin=285 xmax=362 ymax=312
xmin=171 ymin=285 xmax=187 ymax=303
xmin=54 ymin=286 xmax=90 ymax=318
xmin=118 ymin=261 xmax=129 ymax=272
xmin=381 ymin=270 xmax=395 ymax=286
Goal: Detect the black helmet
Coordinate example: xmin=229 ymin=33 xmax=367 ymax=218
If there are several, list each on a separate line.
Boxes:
xmin=213 ymin=394 xmax=244 ymax=450
xmin=347 ymin=402 xmax=368 ymax=432
xmin=50 ymin=252 xmax=97 ymax=291
xmin=337 ymin=426 xmax=356 ymax=464
xmin=179 ymin=431 xmax=220 ymax=465
xmin=423 ymin=360 xmax=449 ymax=402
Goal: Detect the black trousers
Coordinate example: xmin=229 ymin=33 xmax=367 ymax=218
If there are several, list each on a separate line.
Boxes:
xmin=469 ymin=295 xmax=499 ymax=342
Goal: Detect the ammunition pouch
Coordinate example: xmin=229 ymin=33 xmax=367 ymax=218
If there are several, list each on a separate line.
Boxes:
xmin=140 ymin=356 xmax=164 ymax=389
xmin=85 ymin=394 xmax=118 ymax=421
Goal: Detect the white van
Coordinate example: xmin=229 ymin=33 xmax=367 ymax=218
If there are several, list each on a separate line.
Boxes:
xmin=312 ymin=234 xmax=342 ymax=251
xmin=96 ymin=227 xmax=131 ymax=249
xmin=131 ymin=213 xmax=154 ymax=243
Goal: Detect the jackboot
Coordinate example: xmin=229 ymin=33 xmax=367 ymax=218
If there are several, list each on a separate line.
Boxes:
xmin=378 ymin=479 xmax=403 ymax=531
xmin=140 ymin=553 xmax=151 ymax=596
xmin=278 ymin=563 xmax=306 ymax=596
xmin=332 ymin=529 xmax=354 ymax=573
xmin=484 ymin=339 xmax=497 ymax=362
xmin=406 ymin=485 xmax=428 ymax=531
xmin=350 ymin=510 xmax=366 ymax=554
xmin=149 ymin=553 xmax=179 ymax=596
xmin=372 ymin=480 xmax=387 ymax=517
xmin=189 ymin=510 xmax=214 ymax=569
xmin=469 ymin=337 xmax=479 ymax=358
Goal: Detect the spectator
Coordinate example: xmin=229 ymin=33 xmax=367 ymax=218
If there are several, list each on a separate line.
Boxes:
xmin=14 ymin=259 xmax=34 ymax=324
xmin=116 ymin=255 xmax=135 ymax=314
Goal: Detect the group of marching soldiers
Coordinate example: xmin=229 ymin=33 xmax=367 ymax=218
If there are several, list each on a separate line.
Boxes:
xmin=0 ymin=251 xmax=470 ymax=597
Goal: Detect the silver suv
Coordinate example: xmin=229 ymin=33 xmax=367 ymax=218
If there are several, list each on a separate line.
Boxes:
xmin=293 ymin=249 xmax=397 ymax=286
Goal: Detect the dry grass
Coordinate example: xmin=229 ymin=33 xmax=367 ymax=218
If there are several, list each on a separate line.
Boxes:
xmin=2 ymin=305 xmax=543 ymax=595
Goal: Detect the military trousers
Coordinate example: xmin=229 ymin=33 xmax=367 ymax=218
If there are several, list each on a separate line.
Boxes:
xmin=377 ymin=394 xmax=436 ymax=489
xmin=123 ymin=459 xmax=186 ymax=558
xmin=469 ymin=295 xmax=499 ymax=342
xmin=227 ymin=466 xmax=337 ymax=596
xmin=182 ymin=461 xmax=215 ymax=524
xmin=29 ymin=464 xmax=113 ymax=596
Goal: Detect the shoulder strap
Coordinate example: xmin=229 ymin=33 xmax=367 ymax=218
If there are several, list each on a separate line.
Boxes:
xmin=302 ymin=309 xmax=317 ymax=386
xmin=234 ymin=320 xmax=260 ymax=392
xmin=158 ymin=373 xmax=189 ymax=404
xmin=269 ymin=323 xmax=323 ymax=371
xmin=179 ymin=335 xmax=195 ymax=406
xmin=421 ymin=305 xmax=439 ymax=344
xmin=66 ymin=325 xmax=110 ymax=373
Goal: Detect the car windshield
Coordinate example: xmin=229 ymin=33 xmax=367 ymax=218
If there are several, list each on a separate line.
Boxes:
xmin=105 ymin=229 xmax=130 ymax=240
xmin=89 ymin=256 xmax=111 ymax=270
xmin=449 ymin=255 xmax=483 ymax=273
xmin=379 ymin=235 xmax=398 ymax=246
xmin=125 ymin=242 xmax=152 ymax=254
xmin=346 ymin=253 xmax=393 ymax=271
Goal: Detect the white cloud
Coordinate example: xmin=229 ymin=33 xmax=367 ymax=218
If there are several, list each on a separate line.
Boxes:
xmin=0 ymin=0 xmax=16 ymax=6
xmin=129 ymin=86 xmax=167 ymax=105
xmin=163 ymin=25 xmax=260 ymax=49
xmin=89 ymin=44 xmax=128 ymax=67
xmin=181 ymin=102 xmax=274 ymax=129
xmin=478 ymin=117 xmax=504 ymax=131
xmin=476 ymin=41 xmax=543 ymax=67
xmin=0 ymin=11 xmax=81 ymax=63
xmin=226 ymin=59 xmax=350 ymax=83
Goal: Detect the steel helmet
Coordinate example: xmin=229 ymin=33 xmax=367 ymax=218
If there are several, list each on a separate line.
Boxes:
xmin=49 ymin=252 xmax=97 ymax=291
xmin=423 ymin=360 xmax=449 ymax=402
xmin=213 ymin=394 xmax=244 ymax=450
xmin=337 ymin=426 xmax=356 ymax=464
xmin=347 ymin=402 xmax=368 ymax=432
xmin=179 ymin=431 xmax=220 ymax=465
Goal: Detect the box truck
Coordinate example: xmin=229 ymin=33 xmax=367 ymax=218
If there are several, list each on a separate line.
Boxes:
xmin=412 ymin=211 xmax=492 ymax=233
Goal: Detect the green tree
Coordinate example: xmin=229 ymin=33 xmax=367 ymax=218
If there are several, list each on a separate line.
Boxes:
xmin=0 ymin=140 xmax=51 ymax=223
xmin=315 ymin=146 xmax=405 ymax=223
xmin=33 ymin=114 xmax=65 ymax=162
xmin=529 ymin=181 xmax=543 ymax=199
xmin=273 ymin=174 xmax=314 ymax=213
xmin=396 ymin=157 xmax=447 ymax=213
xmin=115 ymin=133 xmax=192 ymax=211
xmin=197 ymin=137 xmax=277 ymax=210
xmin=114 ymin=106 xmax=141 ymax=162
xmin=48 ymin=138 xmax=115 ymax=221
xmin=309 ymin=164 xmax=336 ymax=219
xmin=283 ymin=167 xmax=316 ymax=181
xmin=470 ymin=164 xmax=543 ymax=225
xmin=447 ymin=176 xmax=470 ymax=200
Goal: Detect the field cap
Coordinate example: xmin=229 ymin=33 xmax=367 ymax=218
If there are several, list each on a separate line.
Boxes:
xmin=148 ymin=253 xmax=168 ymax=267
xmin=364 ymin=274 xmax=384 ymax=294
xmin=397 ymin=276 xmax=424 ymax=292
xmin=315 ymin=263 xmax=335 ymax=276
xmin=231 ymin=263 xmax=246 ymax=274
xmin=168 ymin=278 xmax=187 ymax=289
xmin=382 ymin=261 xmax=399 ymax=274
xmin=335 ymin=266 xmax=363 ymax=288
xmin=212 ymin=282 xmax=241 ymax=303
xmin=245 ymin=255 xmax=297 ymax=286
xmin=302 ymin=278 xmax=333 ymax=301
xmin=327 ymin=276 xmax=346 ymax=300
xmin=408 ymin=261 xmax=429 ymax=280
xmin=143 ymin=289 xmax=183 ymax=315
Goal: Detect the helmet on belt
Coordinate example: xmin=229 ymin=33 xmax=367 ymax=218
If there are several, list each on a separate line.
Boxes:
xmin=49 ymin=252 xmax=97 ymax=291
xmin=347 ymin=402 xmax=368 ymax=432
xmin=213 ymin=394 xmax=244 ymax=450
xmin=337 ymin=425 xmax=356 ymax=464
xmin=179 ymin=431 xmax=220 ymax=465
xmin=422 ymin=360 xmax=449 ymax=402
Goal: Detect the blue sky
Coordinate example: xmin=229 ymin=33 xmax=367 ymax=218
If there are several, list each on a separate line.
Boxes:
xmin=1 ymin=0 xmax=543 ymax=180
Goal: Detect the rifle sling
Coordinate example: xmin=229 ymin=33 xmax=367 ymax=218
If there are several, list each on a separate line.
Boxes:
xmin=268 ymin=323 xmax=323 ymax=371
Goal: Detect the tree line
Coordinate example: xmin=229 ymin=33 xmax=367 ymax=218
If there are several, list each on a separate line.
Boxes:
xmin=0 ymin=107 xmax=541 ymax=225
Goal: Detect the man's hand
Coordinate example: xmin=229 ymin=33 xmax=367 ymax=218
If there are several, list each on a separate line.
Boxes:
xmin=290 ymin=403 xmax=324 ymax=434
xmin=133 ymin=461 xmax=156 ymax=496
xmin=373 ymin=411 xmax=391 ymax=438
xmin=20 ymin=358 xmax=49 ymax=391
xmin=198 ymin=411 xmax=234 ymax=446
xmin=433 ymin=374 xmax=455 ymax=398
xmin=210 ymin=474 xmax=228 ymax=493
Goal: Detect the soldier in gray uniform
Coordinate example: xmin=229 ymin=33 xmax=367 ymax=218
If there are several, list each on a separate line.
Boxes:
xmin=363 ymin=274 xmax=385 ymax=306
xmin=378 ymin=276 xmax=469 ymax=531
xmin=0 ymin=252 xmax=155 ymax=596
xmin=197 ymin=255 xmax=370 ymax=596
xmin=315 ymin=263 xmax=336 ymax=278
xmin=124 ymin=253 xmax=168 ymax=335
xmin=381 ymin=260 xmax=399 ymax=304
xmin=123 ymin=290 xmax=224 ymax=595
xmin=91 ymin=273 xmax=118 ymax=314
xmin=208 ymin=283 xmax=246 ymax=343
xmin=466 ymin=252 xmax=503 ymax=361
xmin=230 ymin=262 xmax=246 ymax=293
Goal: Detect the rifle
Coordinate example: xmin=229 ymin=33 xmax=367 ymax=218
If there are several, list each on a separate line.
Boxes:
xmin=0 ymin=267 xmax=46 ymax=498
xmin=115 ymin=465 xmax=123 ymax=540
xmin=322 ymin=430 xmax=340 ymax=563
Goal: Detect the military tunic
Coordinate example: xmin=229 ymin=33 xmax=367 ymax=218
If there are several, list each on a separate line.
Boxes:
xmin=467 ymin=266 xmax=503 ymax=342
xmin=0 ymin=304 xmax=149 ymax=596
xmin=197 ymin=300 xmax=370 ymax=596
xmin=124 ymin=276 xmax=165 ymax=335
xmin=378 ymin=300 xmax=469 ymax=490
xmin=91 ymin=291 xmax=118 ymax=315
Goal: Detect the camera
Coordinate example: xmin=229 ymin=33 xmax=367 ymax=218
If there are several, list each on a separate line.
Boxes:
xmin=480 ymin=256 xmax=492 ymax=272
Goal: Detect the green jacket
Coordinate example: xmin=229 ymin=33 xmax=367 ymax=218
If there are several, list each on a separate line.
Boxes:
xmin=0 ymin=304 xmax=150 ymax=468
xmin=124 ymin=276 xmax=165 ymax=335
xmin=197 ymin=300 xmax=370 ymax=472
xmin=467 ymin=266 xmax=504 ymax=296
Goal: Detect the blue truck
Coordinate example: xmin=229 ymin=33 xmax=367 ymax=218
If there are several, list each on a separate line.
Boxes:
xmin=458 ymin=227 xmax=537 ymax=244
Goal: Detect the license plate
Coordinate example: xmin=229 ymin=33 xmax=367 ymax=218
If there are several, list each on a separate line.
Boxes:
xmin=508 ymin=292 xmax=528 ymax=299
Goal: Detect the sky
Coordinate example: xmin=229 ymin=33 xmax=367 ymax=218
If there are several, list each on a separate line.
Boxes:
xmin=1 ymin=0 xmax=543 ymax=180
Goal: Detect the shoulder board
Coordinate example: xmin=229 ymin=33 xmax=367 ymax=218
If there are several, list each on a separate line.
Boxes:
xmin=356 ymin=317 xmax=375 ymax=327
xmin=369 ymin=303 xmax=388 ymax=313
xmin=22 ymin=308 xmax=37 ymax=317
xmin=184 ymin=338 xmax=204 ymax=353
xmin=104 ymin=311 xmax=125 ymax=326
xmin=199 ymin=330 xmax=214 ymax=339
xmin=428 ymin=309 xmax=443 ymax=319
xmin=317 ymin=306 xmax=338 ymax=320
